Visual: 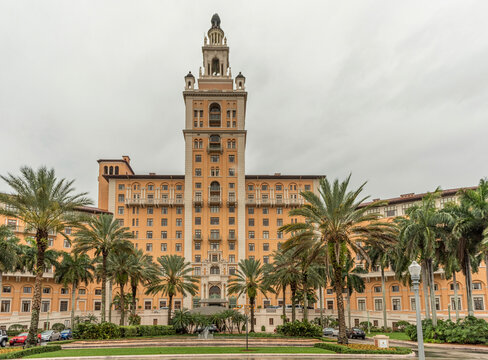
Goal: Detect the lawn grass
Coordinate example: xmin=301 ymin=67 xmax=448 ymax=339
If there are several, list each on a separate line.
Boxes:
xmin=366 ymin=331 xmax=410 ymax=341
xmin=25 ymin=346 xmax=335 ymax=358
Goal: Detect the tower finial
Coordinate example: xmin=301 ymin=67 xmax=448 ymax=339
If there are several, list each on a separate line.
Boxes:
xmin=211 ymin=13 xmax=221 ymax=28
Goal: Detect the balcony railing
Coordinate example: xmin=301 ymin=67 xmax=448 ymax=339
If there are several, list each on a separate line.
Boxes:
xmin=244 ymin=197 xmax=304 ymax=207
xmin=227 ymin=196 xmax=237 ymax=206
xmin=207 ymin=144 xmax=223 ymax=154
xmin=125 ymin=198 xmax=178 ymax=207
xmin=208 ymin=196 xmax=222 ymax=206
xmin=227 ymin=234 xmax=237 ymax=241
xmin=193 ymin=234 xmax=203 ymax=241
xmin=209 ymin=233 xmax=222 ymax=241
xmin=193 ymin=196 xmax=203 ymax=206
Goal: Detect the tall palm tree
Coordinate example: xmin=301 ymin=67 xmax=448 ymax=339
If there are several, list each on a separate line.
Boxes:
xmin=74 ymin=214 xmax=134 ymax=322
xmin=18 ymin=238 xmax=62 ymax=273
xmin=54 ymin=252 xmax=94 ymax=328
xmin=145 ymin=255 xmax=198 ymax=325
xmin=107 ymin=250 xmax=134 ymax=326
xmin=265 ymin=250 xmax=293 ymax=324
xmin=366 ymin=237 xmax=400 ymax=330
xmin=228 ymin=258 xmax=272 ymax=332
xmin=281 ymin=176 xmax=397 ymax=344
xmin=126 ymin=249 xmax=157 ymax=318
xmin=329 ymin=255 xmax=366 ymax=329
xmin=399 ymin=190 xmax=451 ymax=326
xmin=0 ymin=167 xmax=91 ymax=346
xmin=0 ymin=226 xmax=22 ymax=298
xmin=448 ymin=180 xmax=488 ymax=316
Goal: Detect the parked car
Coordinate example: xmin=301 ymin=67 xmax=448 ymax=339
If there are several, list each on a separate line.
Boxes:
xmin=60 ymin=329 xmax=72 ymax=340
xmin=322 ymin=327 xmax=335 ymax=336
xmin=331 ymin=329 xmax=339 ymax=337
xmin=40 ymin=330 xmax=61 ymax=342
xmin=347 ymin=327 xmax=366 ymax=339
xmin=0 ymin=329 xmax=8 ymax=347
xmin=9 ymin=332 xmax=41 ymax=346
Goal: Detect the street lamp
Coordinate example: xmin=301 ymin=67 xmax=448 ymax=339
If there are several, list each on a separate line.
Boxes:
xmin=408 ymin=261 xmax=425 ymax=360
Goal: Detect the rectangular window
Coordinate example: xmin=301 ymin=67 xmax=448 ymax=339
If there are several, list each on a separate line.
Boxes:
xmin=248 ymin=207 xmax=254 ymax=214
xmin=391 ymin=285 xmax=400 ymax=292
xmin=374 ymin=298 xmax=383 ymax=311
xmin=118 ymin=184 xmax=125 ymax=190
xmin=263 ymin=256 xmax=269 ymax=264
xmin=263 ymin=243 xmax=269 ymax=251
xmin=21 ymin=300 xmax=31 ymax=313
xmin=277 ymin=207 xmax=283 ymax=214
xmin=146 ymin=243 xmax=153 ymax=252
xmin=473 ymin=297 xmax=484 ymax=311
xmin=248 ymin=231 xmax=255 ymax=239
xmin=305 ymin=185 xmax=311 ymax=191
xmin=41 ymin=301 xmax=50 ymax=313
xmin=59 ymin=300 xmax=69 ymax=312
xmin=162 ymin=207 xmax=168 ymax=214
xmin=176 ymin=231 xmax=182 ymax=239
xmin=147 ymin=218 xmax=153 ymax=226
xmin=195 ymin=217 xmax=201 ymax=225
xmin=147 ymin=207 xmax=153 ymax=214
xmin=410 ymin=297 xmax=416 ymax=310
xmin=43 ymin=287 xmax=51 ymax=294
xmin=327 ymin=300 xmax=334 ymax=310
xmin=118 ymin=194 xmax=125 ymax=202
xmin=263 ymin=231 xmax=269 ymax=239
xmin=3 ymin=286 xmax=11 ymax=293
xmin=145 ymin=301 xmax=152 ymax=310
xmin=1 ymin=300 xmax=10 ymax=313
xmin=161 ymin=218 xmax=168 ymax=226
xmin=118 ymin=206 xmax=124 ymax=215
xmin=374 ymin=286 xmax=382 ymax=293
xmin=176 ymin=218 xmax=182 ymax=226
xmin=385 ymin=206 xmax=397 ymax=217
xmin=161 ymin=231 xmax=167 ymax=239
xmin=248 ymin=218 xmax=254 ymax=226
xmin=228 ymin=168 xmax=235 ymax=176
xmin=392 ymin=298 xmax=401 ymax=310
xmin=228 ymin=155 xmax=235 ymax=163
xmin=94 ymin=301 xmax=102 ymax=311
xmin=277 ymin=231 xmax=283 ymax=239
xmin=357 ymin=299 xmax=366 ymax=311
xmin=146 ymin=231 xmax=153 ymax=239
xmin=451 ymin=297 xmax=462 ymax=310
xmin=61 ymin=288 xmax=69 ymax=294
xmin=23 ymin=286 xmax=32 ymax=294
xmin=229 ymin=242 xmax=235 ymax=251
xmin=63 ymin=239 xmax=71 ymax=248
xmin=229 ymin=255 xmax=235 ymax=263
xmin=195 ymin=168 xmax=202 ymax=176
xmin=210 ymin=217 xmax=219 ymax=225
xmin=263 ymin=218 xmax=269 ymax=226
xmin=194 ymin=267 xmax=201 ymax=276
xmin=161 ymin=243 xmax=167 ymax=251
xmin=195 ymin=255 xmax=201 ymax=262
xmin=249 ymin=243 xmax=255 ymax=251
xmin=176 ymin=243 xmax=182 ymax=251
xmin=195 ymin=155 xmax=202 ymax=162
xmin=229 ymin=217 xmax=235 ymax=225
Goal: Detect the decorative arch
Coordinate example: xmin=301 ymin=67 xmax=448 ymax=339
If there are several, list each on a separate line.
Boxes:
xmin=209 ymin=284 xmax=221 ymax=297
xmin=109 ymin=166 xmax=113 ymax=175
xmin=103 ymin=166 xmax=108 ymax=174
xmin=209 ymin=103 xmax=221 ymax=127
xmin=210 ymin=181 xmax=220 ymax=192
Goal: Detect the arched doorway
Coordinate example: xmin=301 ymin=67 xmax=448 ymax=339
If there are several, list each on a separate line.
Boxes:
xmin=209 ymin=285 xmax=221 ymax=299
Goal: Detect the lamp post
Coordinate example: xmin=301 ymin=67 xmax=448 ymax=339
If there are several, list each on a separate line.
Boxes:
xmin=409 ymin=261 xmax=425 ymax=360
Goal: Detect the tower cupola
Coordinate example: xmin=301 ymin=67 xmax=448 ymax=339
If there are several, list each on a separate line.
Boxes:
xmin=235 ymin=72 xmax=246 ymax=90
xmin=202 ymin=13 xmax=229 ymax=78
xmin=185 ymin=71 xmax=195 ymax=90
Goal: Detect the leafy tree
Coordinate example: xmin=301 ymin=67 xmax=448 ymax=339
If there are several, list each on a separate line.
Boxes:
xmin=281 ymin=176 xmax=397 ymax=344
xmin=0 ymin=226 xmax=22 ymax=298
xmin=107 ymin=249 xmax=135 ymax=325
xmin=0 ymin=166 xmax=91 ymax=346
xmin=74 ymin=214 xmax=134 ymax=322
xmin=227 ymin=258 xmax=272 ymax=332
xmin=145 ymin=255 xmax=198 ymax=324
xmin=54 ymin=252 xmax=94 ymax=329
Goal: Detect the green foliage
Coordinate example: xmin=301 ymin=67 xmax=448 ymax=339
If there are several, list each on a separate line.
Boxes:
xmin=359 ymin=321 xmax=372 ymax=331
xmin=261 ymin=325 xmax=266 ymax=332
xmin=128 ymin=314 xmax=141 ymax=326
xmin=51 ymin=323 xmax=65 ymax=331
xmin=405 ymin=317 xmax=488 ymax=344
xmin=314 ymin=342 xmax=411 ymax=354
xmin=276 ymin=320 xmax=322 ymax=337
xmin=395 ymin=320 xmax=410 ymax=332
xmin=73 ymin=323 xmax=175 ymax=339
xmin=0 ymin=345 xmax=62 ymax=359
xmin=7 ymin=324 xmax=26 ymax=336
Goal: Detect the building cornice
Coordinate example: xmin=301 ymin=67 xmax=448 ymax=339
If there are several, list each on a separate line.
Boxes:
xmin=183 ymin=129 xmax=247 ymax=135
xmin=183 ymin=90 xmax=247 ymax=98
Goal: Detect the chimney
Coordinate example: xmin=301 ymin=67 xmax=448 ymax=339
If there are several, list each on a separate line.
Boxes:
xmin=122 ymin=155 xmax=131 ymax=164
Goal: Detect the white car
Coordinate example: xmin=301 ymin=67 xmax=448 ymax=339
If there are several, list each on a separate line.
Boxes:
xmin=40 ymin=330 xmax=61 ymax=342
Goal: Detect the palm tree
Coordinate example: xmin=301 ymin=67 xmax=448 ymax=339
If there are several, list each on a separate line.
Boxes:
xmin=107 ymin=249 xmax=137 ymax=325
xmin=366 ymin=237 xmax=400 ymax=330
xmin=0 ymin=226 xmax=22 ymax=298
xmin=74 ymin=214 xmax=134 ymax=322
xmin=145 ymin=255 xmax=198 ymax=325
xmin=126 ymin=249 xmax=157 ymax=318
xmin=0 ymin=166 xmax=91 ymax=346
xmin=54 ymin=252 xmax=94 ymax=328
xmin=281 ymin=176 xmax=397 ymax=344
xmin=228 ymin=258 xmax=272 ymax=332
xmin=399 ymin=190 xmax=451 ymax=326
xmin=329 ymin=255 xmax=366 ymax=329
xmin=266 ymin=250 xmax=300 ymax=324
xmin=19 ymin=238 xmax=62 ymax=273
xmin=448 ymin=180 xmax=488 ymax=316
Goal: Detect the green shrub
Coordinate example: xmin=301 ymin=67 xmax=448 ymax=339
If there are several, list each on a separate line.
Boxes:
xmin=7 ymin=324 xmax=26 ymax=336
xmin=98 ymin=322 xmax=121 ymax=339
xmin=119 ymin=326 xmax=138 ymax=338
xmin=405 ymin=316 xmax=488 ymax=344
xmin=0 ymin=345 xmax=61 ymax=359
xmin=128 ymin=314 xmax=141 ymax=326
xmin=52 ymin=323 xmax=65 ymax=331
xmin=314 ymin=342 xmax=411 ymax=354
xmin=276 ymin=320 xmax=322 ymax=337
xmin=261 ymin=325 xmax=266 ymax=332
xmin=395 ymin=320 xmax=410 ymax=332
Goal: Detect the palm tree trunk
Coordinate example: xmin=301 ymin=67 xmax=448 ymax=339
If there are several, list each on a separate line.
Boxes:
xmin=421 ymin=262 xmax=431 ymax=319
xmin=381 ymin=267 xmax=387 ymax=330
xmin=119 ymin=282 xmax=125 ymax=326
xmin=427 ymin=259 xmax=437 ymax=326
xmin=347 ymin=292 xmax=351 ymax=329
xmin=291 ymin=284 xmax=297 ymax=322
xmin=319 ymin=285 xmax=324 ymax=327
xmin=71 ymin=283 xmax=77 ymax=330
xmin=303 ymin=273 xmax=308 ymax=322
xmin=465 ymin=253 xmax=474 ymax=316
xmin=453 ymin=271 xmax=460 ymax=321
xmin=333 ymin=265 xmax=348 ymax=345
xmin=168 ymin=295 xmax=173 ymax=325
xmin=101 ymin=253 xmax=107 ymax=323
xmin=282 ymin=286 xmax=286 ymax=325
xmin=131 ymin=281 xmax=138 ymax=317
xmin=108 ymin=281 xmax=113 ymax=323
xmin=26 ymin=232 xmax=47 ymax=347
xmin=250 ymin=296 xmax=255 ymax=332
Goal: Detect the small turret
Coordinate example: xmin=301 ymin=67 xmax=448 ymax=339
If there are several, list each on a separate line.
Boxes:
xmin=235 ymin=72 xmax=246 ymax=90
xmin=185 ymin=71 xmax=195 ymax=90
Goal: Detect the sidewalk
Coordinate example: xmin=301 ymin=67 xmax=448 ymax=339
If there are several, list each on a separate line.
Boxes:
xmin=365 ymin=336 xmax=488 ymax=353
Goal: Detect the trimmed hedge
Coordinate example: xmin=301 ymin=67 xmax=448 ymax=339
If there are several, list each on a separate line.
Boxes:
xmin=276 ymin=321 xmax=322 ymax=337
xmin=0 ymin=345 xmax=61 ymax=359
xmin=314 ymin=342 xmax=412 ymax=355
xmin=74 ymin=323 xmax=175 ymax=340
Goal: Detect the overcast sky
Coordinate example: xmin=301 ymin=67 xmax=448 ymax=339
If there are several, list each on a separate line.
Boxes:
xmin=1 ymin=0 xmax=487 ymax=204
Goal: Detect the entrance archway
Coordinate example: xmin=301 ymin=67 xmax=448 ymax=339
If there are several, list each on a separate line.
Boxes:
xmin=209 ymin=285 xmax=221 ymax=299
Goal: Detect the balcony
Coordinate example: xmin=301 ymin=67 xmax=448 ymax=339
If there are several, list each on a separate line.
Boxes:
xmin=193 ymin=196 xmax=203 ymax=206
xmin=227 ymin=234 xmax=237 ymax=241
xmin=174 ymin=198 xmax=184 ymax=206
xmin=193 ymin=234 xmax=203 ymax=241
xmin=226 ymin=195 xmax=237 ymax=206
xmin=208 ymin=195 xmax=222 ymax=206
xmin=246 ymin=198 xmax=257 ymax=206
xmin=275 ymin=198 xmax=285 ymax=206
xmin=157 ymin=198 xmax=171 ymax=206
xmin=209 ymin=233 xmax=222 ymax=241
xmin=207 ymin=144 xmax=223 ymax=154
xmin=260 ymin=198 xmax=271 ymax=206
xmin=127 ymin=198 xmax=173 ymax=207
xmin=287 ymin=197 xmax=304 ymax=207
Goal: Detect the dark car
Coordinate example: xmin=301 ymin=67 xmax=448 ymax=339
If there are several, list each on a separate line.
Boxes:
xmin=347 ymin=327 xmax=366 ymax=339
xmin=60 ymin=329 xmax=72 ymax=340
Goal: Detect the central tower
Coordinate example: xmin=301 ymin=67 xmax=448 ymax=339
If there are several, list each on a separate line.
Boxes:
xmin=182 ymin=14 xmax=247 ymax=309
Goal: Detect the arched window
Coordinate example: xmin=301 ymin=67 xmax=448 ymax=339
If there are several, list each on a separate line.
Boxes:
xmin=115 ymin=166 xmax=119 ymax=175
xmin=211 ymin=58 xmax=220 ymax=75
xmin=209 ymin=104 xmax=221 ymax=127
xmin=198 ymin=139 xmax=203 ymax=148
xmin=104 ymin=166 xmax=108 ymax=174
xmin=210 ymin=267 xmax=220 ymax=275
xmin=210 ymin=181 xmax=220 ymax=192
xmin=210 ymin=134 xmax=220 ymax=143
xmin=194 ymin=139 xmax=199 ymax=148
xmin=109 ymin=166 xmax=113 ymax=175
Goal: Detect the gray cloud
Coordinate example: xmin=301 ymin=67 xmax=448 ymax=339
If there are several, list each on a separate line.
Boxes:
xmin=1 ymin=0 xmax=487 ymax=203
